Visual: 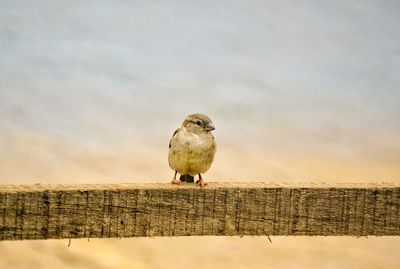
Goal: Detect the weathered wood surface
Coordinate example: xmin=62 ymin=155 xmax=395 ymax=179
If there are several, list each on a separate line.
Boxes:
xmin=0 ymin=182 xmax=399 ymax=240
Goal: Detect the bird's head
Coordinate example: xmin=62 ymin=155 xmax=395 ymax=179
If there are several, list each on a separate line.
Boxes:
xmin=182 ymin=113 xmax=215 ymax=134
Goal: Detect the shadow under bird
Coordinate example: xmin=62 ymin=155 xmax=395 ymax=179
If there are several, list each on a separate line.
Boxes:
xmin=168 ymin=113 xmax=217 ymax=187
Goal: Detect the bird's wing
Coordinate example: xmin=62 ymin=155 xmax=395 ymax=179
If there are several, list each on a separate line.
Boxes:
xmin=169 ymin=128 xmax=180 ymax=148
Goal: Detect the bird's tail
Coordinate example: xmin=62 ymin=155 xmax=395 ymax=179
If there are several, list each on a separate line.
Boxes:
xmin=180 ymin=174 xmax=194 ymax=183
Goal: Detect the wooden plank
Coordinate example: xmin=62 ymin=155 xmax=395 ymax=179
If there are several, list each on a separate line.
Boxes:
xmin=0 ymin=182 xmax=399 ymax=240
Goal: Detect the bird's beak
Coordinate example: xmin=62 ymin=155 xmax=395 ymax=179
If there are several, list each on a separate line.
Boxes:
xmin=204 ymin=123 xmax=215 ymax=131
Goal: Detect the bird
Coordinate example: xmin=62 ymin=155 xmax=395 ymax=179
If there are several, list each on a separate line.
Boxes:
xmin=168 ymin=113 xmax=217 ymax=187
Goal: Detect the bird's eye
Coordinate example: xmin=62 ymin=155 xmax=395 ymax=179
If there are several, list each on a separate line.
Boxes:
xmin=196 ymin=120 xmax=202 ymax=126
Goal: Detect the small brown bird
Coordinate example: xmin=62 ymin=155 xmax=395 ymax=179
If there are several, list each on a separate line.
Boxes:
xmin=168 ymin=113 xmax=217 ymax=187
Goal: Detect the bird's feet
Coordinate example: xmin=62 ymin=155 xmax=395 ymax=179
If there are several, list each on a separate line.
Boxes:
xmin=196 ymin=174 xmax=208 ymax=188
xmin=171 ymin=171 xmax=182 ymax=185
xmin=171 ymin=178 xmax=182 ymax=184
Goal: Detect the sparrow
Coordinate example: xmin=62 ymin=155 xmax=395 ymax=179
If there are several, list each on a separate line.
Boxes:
xmin=168 ymin=113 xmax=217 ymax=187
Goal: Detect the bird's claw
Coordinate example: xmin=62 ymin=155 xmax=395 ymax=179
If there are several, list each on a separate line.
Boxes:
xmin=171 ymin=178 xmax=182 ymax=185
xmin=196 ymin=179 xmax=208 ymax=188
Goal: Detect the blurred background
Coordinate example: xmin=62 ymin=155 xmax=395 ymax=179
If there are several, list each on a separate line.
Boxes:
xmin=1 ymin=0 xmax=399 ymax=268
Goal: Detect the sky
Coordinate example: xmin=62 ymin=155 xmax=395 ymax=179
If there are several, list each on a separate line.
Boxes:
xmin=1 ymin=1 xmax=400 ymax=184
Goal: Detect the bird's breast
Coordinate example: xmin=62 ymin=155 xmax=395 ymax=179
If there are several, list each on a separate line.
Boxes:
xmin=168 ymin=130 xmax=216 ymax=175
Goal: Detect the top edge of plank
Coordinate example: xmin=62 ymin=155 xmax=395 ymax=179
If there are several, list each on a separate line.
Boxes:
xmin=0 ymin=182 xmax=399 ymax=193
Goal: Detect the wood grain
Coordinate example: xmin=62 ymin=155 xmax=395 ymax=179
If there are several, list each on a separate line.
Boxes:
xmin=0 ymin=182 xmax=399 ymax=240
